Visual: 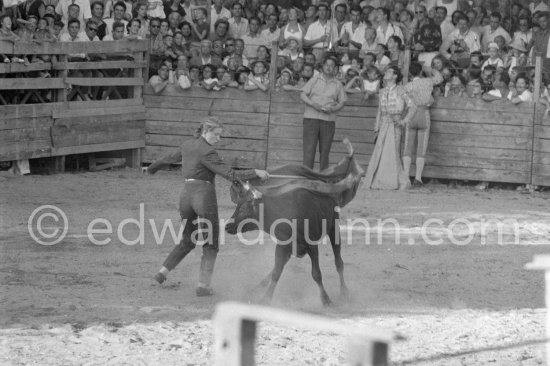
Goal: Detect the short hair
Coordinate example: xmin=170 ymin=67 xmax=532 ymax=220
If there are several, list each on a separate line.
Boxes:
xmin=335 ymin=3 xmax=347 ymax=12
xmin=516 ymin=73 xmax=530 ymax=85
xmin=378 ymin=7 xmax=390 ymax=20
xmin=43 ymin=14 xmax=55 ymax=21
xmin=113 ymin=1 xmax=126 ymax=11
xmin=194 ymin=116 xmax=223 ymax=138
xmin=128 ymin=18 xmax=141 ymax=27
xmin=91 ymin=1 xmax=104 ymax=9
xmin=349 ymin=5 xmax=361 ymax=14
xmin=214 ymin=18 xmax=229 ymax=30
xmin=435 ymin=6 xmax=447 ymax=17
xmin=490 ymin=11 xmax=502 ymax=21
xmin=387 ymin=65 xmax=403 ymax=83
xmin=249 ymin=16 xmax=261 ymax=25
xmin=68 ymin=3 xmax=80 ymax=10
xmin=499 ymin=71 xmax=511 ymax=85
xmin=409 ymin=62 xmax=423 ymax=77
xmin=112 ymin=21 xmax=125 ymax=31
xmin=484 ymin=65 xmax=497 ymax=73
xmin=68 ymin=18 xmax=80 ymax=27
xmin=86 ymin=19 xmax=98 ymax=28
xmin=54 ymin=20 xmax=65 ymax=27
xmin=150 ymin=17 xmax=161 ymax=25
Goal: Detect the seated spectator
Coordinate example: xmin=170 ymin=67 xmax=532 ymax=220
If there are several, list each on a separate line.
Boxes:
xmin=188 ymin=64 xmax=201 ymax=86
xmin=359 ymin=27 xmax=378 ymax=60
xmin=149 ymin=63 xmax=172 ymax=94
xmin=242 ymin=16 xmax=263 ymax=60
xmin=290 ymin=56 xmax=305 ymax=82
xmin=481 ymin=12 xmax=511 ymax=52
xmin=362 ymin=65 xmax=381 ymax=98
xmin=362 ymin=52 xmax=376 ymax=69
xmin=0 ymin=15 xmax=20 ymax=63
xmin=160 ymin=18 xmax=171 ymax=36
xmin=276 ymin=68 xmax=294 ymax=91
xmin=173 ymin=31 xmax=191 ymax=58
xmin=212 ymin=39 xmax=225 ymax=59
xmin=200 ymin=64 xmax=221 ymax=91
xmin=162 ymin=34 xmax=178 ymax=60
xmin=175 ymin=55 xmax=189 ymax=77
xmin=440 ymin=14 xmax=480 ymax=64
xmin=191 ymin=7 xmax=209 ymax=42
xmin=192 ymin=39 xmax=222 ymax=66
xmin=304 ymin=52 xmax=317 ymax=68
xmin=245 ymin=60 xmax=269 ymax=91
xmin=255 ymin=46 xmax=269 ymax=64
xmin=505 ymin=39 xmax=527 ymax=70
xmin=278 ymin=37 xmax=303 ymax=61
xmin=481 ymin=65 xmax=496 ymax=93
xmin=104 ymin=1 xmax=128 ymax=37
xmin=387 ymin=35 xmax=404 ymax=70
xmin=222 ymin=37 xmax=235 ymax=58
xmin=103 ymin=21 xmax=126 ymax=41
xmin=236 ymin=66 xmax=251 ymax=89
xmin=52 ymin=20 xmax=64 ymax=41
xmin=260 ymin=13 xmax=280 ymax=49
xmin=481 ymin=42 xmax=504 ymax=70
xmin=344 ymin=68 xmax=364 ymax=94
xmin=223 ymin=38 xmax=248 ymax=67
xmin=340 ymin=5 xmax=367 ymax=51
xmin=375 ymin=7 xmax=403 ymax=44
xmin=180 ymin=21 xmax=193 ymax=43
xmin=374 ymin=43 xmax=390 ymax=71
xmin=469 ymin=51 xmax=483 ymax=68
xmin=210 ymin=18 xmax=230 ymax=43
xmin=482 ymin=71 xmax=512 ymax=101
xmin=219 ymin=70 xmax=239 ymax=88
xmin=126 ymin=18 xmax=143 ymax=40
xmin=466 ymin=78 xmax=483 ymax=98
xmin=83 ymin=19 xmax=100 ymax=42
xmin=61 ymin=19 xmax=88 ymax=61
xmin=90 ymin=1 xmax=107 ymax=40
xmin=296 ymin=62 xmax=315 ymax=88
xmin=510 ymin=73 xmax=533 ymax=104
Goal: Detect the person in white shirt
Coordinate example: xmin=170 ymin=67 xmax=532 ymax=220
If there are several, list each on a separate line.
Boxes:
xmin=375 ymin=7 xmax=403 ymax=44
xmin=481 ymin=12 xmax=511 ymax=52
xmin=340 ymin=5 xmax=367 ymax=51
xmin=228 ymin=2 xmax=248 ymax=39
xmin=103 ymin=20 xmax=125 ymax=40
xmin=481 ymin=42 xmax=503 ymax=70
xmin=511 ymin=74 xmax=533 ymax=104
xmin=56 ymin=0 xmax=92 ymax=31
xmin=513 ymin=16 xmax=532 ymax=51
xmin=434 ymin=5 xmax=454 ymax=43
xmin=439 ymin=14 xmax=480 ymax=60
xmin=303 ymin=2 xmax=338 ymax=61
xmin=241 ymin=17 xmax=263 ymax=60
xmin=210 ymin=0 xmax=231 ymax=34
xmin=260 ymin=13 xmax=280 ymax=49
xmin=104 ymin=1 xmax=128 ymax=36
xmin=60 ymin=19 xmax=89 ymax=60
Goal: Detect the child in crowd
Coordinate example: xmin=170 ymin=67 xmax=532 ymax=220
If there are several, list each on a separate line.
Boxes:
xmin=163 ymin=34 xmax=178 ymax=60
xmin=220 ymin=70 xmax=239 ymax=88
xmin=236 ymin=66 xmax=251 ymax=89
xmin=278 ymin=37 xmax=303 ymax=62
xmin=362 ymin=65 xmax=381 ymax=99
xmin=52 ymin=20 xmax=64 ymax=41
xmin=276 ymin=68 xmax=293 ymax=90
xmin=374 ymin=43 xmax=390 ymax=71
xmin=245 ymin=60 xmax=269 ymax=91
xmin=481 ymin=42 xmax=503 ymax=70
xmin=200 ymin=64 xmax=220 ymax=91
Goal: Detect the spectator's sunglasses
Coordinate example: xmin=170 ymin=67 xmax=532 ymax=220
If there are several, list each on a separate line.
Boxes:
xmin=151 ymin=24 xmax=160 ymax=28
xmin=415 ymin=10 xmax=424 ymax=14
xmin=88 ymin=26 xmax=98 ymax=32
xmin=226 ymin=43 xmax=235 ymax=47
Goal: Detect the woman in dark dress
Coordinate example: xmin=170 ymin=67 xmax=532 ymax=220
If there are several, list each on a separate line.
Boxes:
xmin=147 ymin=116 xmax=269 ymax=296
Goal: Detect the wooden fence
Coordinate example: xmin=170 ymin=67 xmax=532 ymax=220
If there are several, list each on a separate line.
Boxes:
xmin=143 ymin=87 xmax=550 ymax=186
xmin=0 ymin=41 xmax=148 ymax=167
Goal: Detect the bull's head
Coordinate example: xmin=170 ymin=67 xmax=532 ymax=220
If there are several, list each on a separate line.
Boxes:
xmin=226 ymin=179 xmax=264 ymax=235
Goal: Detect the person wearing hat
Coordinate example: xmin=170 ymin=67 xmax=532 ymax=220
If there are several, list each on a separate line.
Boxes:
xmin=505 ymin=38 xmax=528 ymax=69
xmin=303 ymin=2 xmax=339 ymax=63
xmin=148 ymin=116 xmax=269 ymax=296
xmin=481 ymin=11 xmax=511 ymax=52
xmin=481 ymin=42 xmax=504 ymax=70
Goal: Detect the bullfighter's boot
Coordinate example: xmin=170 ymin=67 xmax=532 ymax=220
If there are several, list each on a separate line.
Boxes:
xmin=196 ymin=246 xmax=217 ymax=296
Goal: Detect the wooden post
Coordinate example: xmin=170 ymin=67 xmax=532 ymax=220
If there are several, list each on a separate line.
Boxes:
xmin=57 ymin=53 xmax=68 ymax=103
xmin=133 ymin=50 xmax=144 ymax=101
xmin=213 ymin=301 xmax=395 ymax=366
xmin=535 ymin=54 xmax=542 ymax=103
xmin=269 ymin=41 xmax=278 ymax=91
xmin=402 ymin=48 xmax=411 ymax=85
xmin=526 ymin=255 xmax=550 ymax=365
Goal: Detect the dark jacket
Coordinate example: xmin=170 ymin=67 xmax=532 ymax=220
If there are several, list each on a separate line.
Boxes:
xmin=148 ymin=136 xmax=257 ymax=183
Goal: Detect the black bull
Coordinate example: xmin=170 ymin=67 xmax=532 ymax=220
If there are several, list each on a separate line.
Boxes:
xmin=225 ymin=140 xmax=364 ymax=306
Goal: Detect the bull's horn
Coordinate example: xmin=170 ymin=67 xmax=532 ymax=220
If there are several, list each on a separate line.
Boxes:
xmin=342 ymin=138 xmax=354 ymax=157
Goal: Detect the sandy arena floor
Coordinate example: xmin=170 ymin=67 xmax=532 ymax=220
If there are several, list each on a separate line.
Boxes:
xmin=1 ymin=168 xmax=550 ymax=365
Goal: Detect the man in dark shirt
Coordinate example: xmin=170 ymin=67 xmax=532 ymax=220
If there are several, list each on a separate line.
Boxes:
xmin=412 ymin=5 xmax=442 ymax=67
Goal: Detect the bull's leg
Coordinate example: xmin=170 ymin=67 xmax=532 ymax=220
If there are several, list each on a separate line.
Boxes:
xmin=307 ymin=245 xmax=332 ymax=306
xmin=262 ymin=245 xmax=291 ymax=304
xmin=329 ymin=227 xmax=349 ymax=300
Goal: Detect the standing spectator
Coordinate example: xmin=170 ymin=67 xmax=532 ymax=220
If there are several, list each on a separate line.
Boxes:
xmin=413 ymin=5 xmax=442 ymax=69
xmin=402 ymin=62 xmax=442 ymax=187
xmin=533 ymin=11 xmax=550 ymax=73
xmin=260 ymin=13 xmax=280 ymax=49
xmin=387 ymin=35 xmax=404 ymax=69
xmin=303 ymin=4 xmax=317 ymax=32
xmin=149 ymin=18 xmax=165 ymax=56
xmin=434 ymin=6 xmax=454 ymax=42
xmin=210 ymin=18 xmax=229 ymax=42
xmin=513 ymin=17 xmax=532 ymax=51
xmin=55 ymin=0 xmax=91 ymax=30
xmin=334 ymin=3 xmax=347 ymax=34
xmin=481 ymin=12 xmax=511 ymax=52
xmin=210 ymin=0 xmax=231 ymax=34
xmin=304 ymin=2 xmax=338 ymax=63
xmin=359 ymin=27 xmax=378 ymax=58
xmin=439 ymin=13 xmax=480 ymax=62
xmin=375 ymin=7 xmax=404 ymax=44
xmin=241 ymin=17 xmax=263 ymax=60
xmin=191 ymin=39 xmax=222 ymax=66
xmin=228 ymin=2 xmax=248 ymax=39
xmin=365 ymin=65 xmax=416 ymax=190
xmin=299 ymin=56 xmax=346 ymax=171
xmin=340 ymin=5 xmax=367 ymax=51
xmin=279 ymin=7 xmax=305 ymax=48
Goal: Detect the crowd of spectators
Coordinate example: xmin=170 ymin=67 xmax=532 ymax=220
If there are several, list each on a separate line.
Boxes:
xmin=0 ymin=0 xmax=549 ymax=101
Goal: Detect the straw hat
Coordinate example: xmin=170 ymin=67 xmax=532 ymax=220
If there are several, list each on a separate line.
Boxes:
xmin=509 ymin=39 xmax=527 ymax=53
xmin=487 ymin=42 xmax=499 ymax=51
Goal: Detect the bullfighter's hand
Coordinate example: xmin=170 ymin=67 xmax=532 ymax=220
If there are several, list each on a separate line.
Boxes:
xmin=255 ymin=169 xmax=270 ymax=181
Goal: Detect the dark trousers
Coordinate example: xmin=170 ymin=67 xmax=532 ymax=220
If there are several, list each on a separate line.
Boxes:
xmin=163 ymin=181 xmax=219 ymax=287
xmin=303 ymin=118 xmax=335 ymax=171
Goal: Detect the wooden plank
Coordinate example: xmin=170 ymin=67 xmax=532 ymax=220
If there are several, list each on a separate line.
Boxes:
xmin=133 ymin=51 xmax=144 ymax=100
xmin=270 ymin=102 xmax=305 ymax=114
xmin=428 ymin=133 xmax=532 ymax=150
xmin=267 ymin=149 xmax=369 ymax=166
xmin=532 ymin=163 xmax=550 ymax=176
xmin=535 ymin=125 xmax=550 ymax=139
xmin=143 ymin=84 xmax=270 ymax=101
xmin=0 ymin=116 xmax=52 ymax=130
xmin=146 ymin=134 xmax=267 ymax=152
xmin=338 ymin=105 xmax=378 ymax=118
xmin=0 ymin=103 xmax=54 ymax=118
xmin=425 ymin=155 xmax=530 ymax=172
xmin=534 ymin=140 xmax=550 ymax=153
xmin=144 ymin=145 xmax=266 ymax=168
xmin=533 ymin=151 xmax=550 ymax=165
xmin=432 ymin=96 xmax=535 ymax=114
xmin=143 ymin=95 xmax=271 ymax=114
xmin=51 ymin=140 xmax=145 ymax=156
xmin=65 ymin=77 xmax=144 ymax=87
xmin=53 ymin=98 xmax=143 ymax=111
xmin=0 ymin=78 xmax=64 ymax=90
xmin=2 ymin=40 xmax=150 ymax=55
xmin=53 ymin=119 xmax=144 ymax=135
xmin=146 ymin=120 xmax=267 ymax=139
xmin=0 ymin=62 xmax=52 ymax=74
xmin=0 ymin=140 xmax=52 ymax=161
xmin=52 ymin=60 xmax=148 ymax=71
xmin=53 ymin=128 xmax=145 ymax=147
xmin=427 ymin=144 xmax=531 ymax=161
xmin=431 ymin=121 xmax=532 ymax=138
xmin=422 ymin=165 xmax=529 ymax=184
xmin=269 ymin=113 xmax=375 ymax=131
xmin=0 ymin=127 xmax=51 ymax=142
xmin=53 ymin=105 xmax=145 ymax=119
xmin=431 ymin=108 xmax=533 ymax=126
xmin=146 ymin=109 xmax=269 ymax=126
xmin=269 ymin=124 xmax=374 ymax=142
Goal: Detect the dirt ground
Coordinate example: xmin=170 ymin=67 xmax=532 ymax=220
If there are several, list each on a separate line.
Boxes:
xmin=1 ymin=168 xmax=550 ymax=365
